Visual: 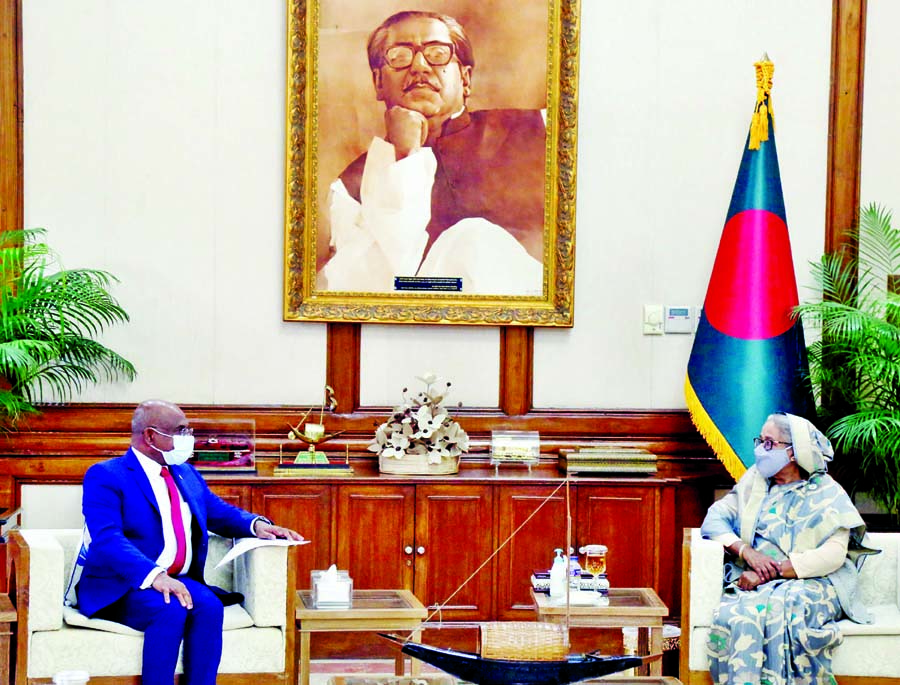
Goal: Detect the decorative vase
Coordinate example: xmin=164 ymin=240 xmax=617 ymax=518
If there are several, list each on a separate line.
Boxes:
xmin=378 ymin=451 xmax=460 ymax=475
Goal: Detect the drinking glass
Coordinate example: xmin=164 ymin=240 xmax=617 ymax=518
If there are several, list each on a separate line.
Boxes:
xmin=579 ymin=544 xmax=607 ymax=591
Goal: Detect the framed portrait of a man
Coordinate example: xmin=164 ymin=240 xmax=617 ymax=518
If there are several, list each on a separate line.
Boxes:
xmin=283 ymin=0 xmax=579 ymax=326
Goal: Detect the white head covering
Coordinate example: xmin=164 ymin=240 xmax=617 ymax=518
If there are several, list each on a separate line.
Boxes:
xmin=784 ymin=412 xmax=834 ymax=475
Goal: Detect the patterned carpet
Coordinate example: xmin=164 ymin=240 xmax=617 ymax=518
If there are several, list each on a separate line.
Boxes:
xmin=307 ymin=660 xmax=449 ymax=685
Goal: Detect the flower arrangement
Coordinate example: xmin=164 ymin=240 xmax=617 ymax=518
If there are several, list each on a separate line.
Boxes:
xmin=369 ymin=372 xmax=469 ymax=465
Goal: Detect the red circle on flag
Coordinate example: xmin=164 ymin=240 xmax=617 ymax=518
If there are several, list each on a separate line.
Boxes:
xmin=704 ymin=209 xmax=799 ymax=339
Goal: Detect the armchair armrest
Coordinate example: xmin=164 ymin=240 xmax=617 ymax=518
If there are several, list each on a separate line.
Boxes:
xmin=234 ymin=544 xmax=289 ymax=627
xmin=688 ymin=528 xmax=725 ymax=629
xmin=18 ymin=531 xmax=66 ymax=631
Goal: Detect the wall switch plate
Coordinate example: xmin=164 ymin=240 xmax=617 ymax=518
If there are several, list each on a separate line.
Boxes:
xmin=642 ymin=304 xmax=664 ymax=335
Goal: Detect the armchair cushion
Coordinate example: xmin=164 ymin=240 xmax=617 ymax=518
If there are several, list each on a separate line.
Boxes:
xmin=29 ymin=625 xmax=286 ymax=677
xmin=62 ymin=603 xmax=255 ymax=634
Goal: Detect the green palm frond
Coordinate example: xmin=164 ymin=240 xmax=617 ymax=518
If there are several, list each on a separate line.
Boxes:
xmin=0 ymin=228 xmax=136 ymax=425
xmin=795 ymin=202 xmax=900 ymax=518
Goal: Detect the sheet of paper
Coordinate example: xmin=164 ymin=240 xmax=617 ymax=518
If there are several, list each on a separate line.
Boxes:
xmin=215 ymin=537 xmax=309 ymax=568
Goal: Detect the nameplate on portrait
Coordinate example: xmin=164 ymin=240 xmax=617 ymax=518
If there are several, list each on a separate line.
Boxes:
xmin=394 ymin=277 xmax=463 ymax=292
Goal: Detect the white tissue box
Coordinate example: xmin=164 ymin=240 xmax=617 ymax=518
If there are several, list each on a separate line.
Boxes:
xmin=311 ymin=569 xmax=353 ymax=608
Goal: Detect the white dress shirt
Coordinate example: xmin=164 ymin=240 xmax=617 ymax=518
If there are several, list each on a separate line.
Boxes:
xmin=133 ymin=449 xmax=193 ymax=587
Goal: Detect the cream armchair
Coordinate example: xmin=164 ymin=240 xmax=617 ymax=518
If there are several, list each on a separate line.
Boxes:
xmin=680 ymin=528 xmax=900 ymax=685
xmin=7 ymin=529 xmax=298 ymax=685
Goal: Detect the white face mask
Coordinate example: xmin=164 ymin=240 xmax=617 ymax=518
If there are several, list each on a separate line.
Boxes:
xmin=149 ymin=429 xmax=195 ymax=466
xmin=754 ymin=444 xmax=792 ymax=478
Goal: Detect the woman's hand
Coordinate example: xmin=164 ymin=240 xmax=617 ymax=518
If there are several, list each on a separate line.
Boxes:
xmin=737 ymin=570 xmax=763 ymax=591
xmin=742 ymin=546 xmax=782 ymax=582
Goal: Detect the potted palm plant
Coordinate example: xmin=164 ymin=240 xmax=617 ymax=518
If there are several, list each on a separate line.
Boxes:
xmin=795 ymin=203 xmax=900 ymax=519
xmin=0 ymin=228 xmax=135 ymax=425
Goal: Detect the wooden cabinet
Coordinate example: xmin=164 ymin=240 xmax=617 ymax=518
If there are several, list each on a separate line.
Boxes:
xmin=576 ymin=483 xmax=677 ymax=610
xmin=200 ymin=475 xmax=680 ymax=618
xmin=494 ymin=482 xmax=678 ymax=618
xmin=335 ymin=484 xmax=415 ymax=591
xmin=253 ymin=483 xmax=333 ymax=590
xmin=208 ymin=483 xmax=252 ymax=511
xmin=576 ymin=485 xmax=659 ymax=590
xmin=336 ymin=483 xmax=493 ymax=621
xmin=415 ymin=484 xmax=493 ymax=621
xmin=495 ymin=485 xmax=569 ymax=619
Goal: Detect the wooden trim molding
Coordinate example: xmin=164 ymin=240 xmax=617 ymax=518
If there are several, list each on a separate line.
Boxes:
xmin=0 ymin=0 xmax=22 ymax=236
xmin=326 ymin=323 xmax=361 ymax=413
xmin=0 ymin=404 xmax=713 ymax=456
xmin=499 ymin=327 xmax=534 ymax=416
xmin=826 ymin=0 xmax=867 ymax=254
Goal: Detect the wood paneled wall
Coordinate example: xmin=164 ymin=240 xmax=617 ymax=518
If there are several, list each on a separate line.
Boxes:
xmin=0 ymin=1 xmax=867 ymax=500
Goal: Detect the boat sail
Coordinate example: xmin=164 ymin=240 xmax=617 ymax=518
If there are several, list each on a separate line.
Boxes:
xmin=379 ymin=479 xmax=660 ymax=684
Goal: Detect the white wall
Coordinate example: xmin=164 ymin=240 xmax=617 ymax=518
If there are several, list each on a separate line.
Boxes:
xmin=20 ymin=1 xmax=873 ymax=411
xmin=861 ymin=0 xmax=900 ymax=214
xmin=535 ymin=0 xmax=832 ymax=408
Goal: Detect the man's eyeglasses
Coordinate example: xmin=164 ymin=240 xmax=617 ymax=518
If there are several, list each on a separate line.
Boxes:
xmin=753 ymin=437 xmax=791 ymax=451
xmin=383 ymin=42 xmax=455 ymax=69
xmin=151 ymin=426 xmax=194 ymax=437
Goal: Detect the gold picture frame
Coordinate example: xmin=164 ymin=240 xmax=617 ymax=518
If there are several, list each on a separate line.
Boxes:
xmin=283 ymin=0 xmax=580 ymax=326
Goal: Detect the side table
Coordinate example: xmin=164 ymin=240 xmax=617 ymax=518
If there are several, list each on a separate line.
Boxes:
xmin=531 ymin=588 xmax=668 ymax=676
xmin=296 ymin=589 xmax=427 ymax=685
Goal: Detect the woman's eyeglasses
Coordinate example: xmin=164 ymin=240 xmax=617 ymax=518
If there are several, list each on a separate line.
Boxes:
xmin=753 ymin=437 xmax=792 ymax=451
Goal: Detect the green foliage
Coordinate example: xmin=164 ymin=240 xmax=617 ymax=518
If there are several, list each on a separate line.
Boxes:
xmin=795 ymin=203 xmax=900 ymax=517
xmin=0 ymin=228 xmax=136 ymax=425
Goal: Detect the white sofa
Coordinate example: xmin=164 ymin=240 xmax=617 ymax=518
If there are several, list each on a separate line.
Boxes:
xmin=680 ymin=528 xmax=900 ymax=685
xmin=7 ymin=529 xmax=298 ymax=685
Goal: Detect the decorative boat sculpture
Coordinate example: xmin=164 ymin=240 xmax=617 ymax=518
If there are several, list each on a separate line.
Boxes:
xmin=378 ymin=633 xmax=652 ymax=685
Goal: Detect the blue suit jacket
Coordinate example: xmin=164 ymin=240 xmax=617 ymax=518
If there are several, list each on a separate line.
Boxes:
xmin=78 ymin=448 xmax=259 ymax=617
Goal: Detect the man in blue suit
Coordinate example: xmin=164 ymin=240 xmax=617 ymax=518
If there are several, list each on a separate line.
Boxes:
xmin=79 ymin=399 xmax=304 ymax=685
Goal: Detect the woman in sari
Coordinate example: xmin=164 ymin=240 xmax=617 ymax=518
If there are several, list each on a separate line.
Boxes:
xmin=701 ymin=412 xmax=877 ymax=685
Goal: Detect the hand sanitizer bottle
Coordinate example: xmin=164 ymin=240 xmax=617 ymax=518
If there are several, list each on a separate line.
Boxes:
xmin=549 ymin=548 xmax=567 ymax=599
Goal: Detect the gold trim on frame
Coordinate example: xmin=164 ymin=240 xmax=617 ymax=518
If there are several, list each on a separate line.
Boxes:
xmin=283 ymin=0 xmax=580 ymax=326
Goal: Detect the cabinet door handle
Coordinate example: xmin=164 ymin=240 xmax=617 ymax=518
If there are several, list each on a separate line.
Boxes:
xmin=417 ymin=546 xmax=426 ymax=555
xmin=404 ymin=546 xmax=414 ymax=555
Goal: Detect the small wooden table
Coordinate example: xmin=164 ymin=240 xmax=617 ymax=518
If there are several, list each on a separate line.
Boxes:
xmin=296 ymin=589 xmax=427 ymax=685
xmin=531 ymin=587 xmax=668 ymax=676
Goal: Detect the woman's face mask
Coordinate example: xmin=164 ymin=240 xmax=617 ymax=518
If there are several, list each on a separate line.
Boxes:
xmin=754 ymin=444 xmax=792 ymax=478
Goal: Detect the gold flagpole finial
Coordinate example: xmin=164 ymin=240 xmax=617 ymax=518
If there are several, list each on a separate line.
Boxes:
xmin=749 ymin=54 xmax=775 ymax=150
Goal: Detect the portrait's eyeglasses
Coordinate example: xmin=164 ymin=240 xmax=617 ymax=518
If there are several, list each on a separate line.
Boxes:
xmin=753 ymin=437 xmax=792 ymax=451
xmin=384 ymin=42 xmax=455 ymax=69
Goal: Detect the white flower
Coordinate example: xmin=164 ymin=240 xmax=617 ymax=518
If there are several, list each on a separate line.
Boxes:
xmin=390 ymin=432 xmax=410 ymax=450
xmin=416 ymin=371 xmax=439 ymax=385
xmin=381 ymin=446 xmax=406 ymax=460
xmin=416 ymin=405 xmax=435 ymax=426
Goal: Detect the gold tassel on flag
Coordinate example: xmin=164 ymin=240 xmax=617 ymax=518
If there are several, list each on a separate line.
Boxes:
xmin=749 ymin=54 xmax=775 ymax=150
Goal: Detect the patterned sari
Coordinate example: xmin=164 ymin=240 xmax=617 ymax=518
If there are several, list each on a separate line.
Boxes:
xmin=701 ymin=414 xmax=876 ymax=685
xmin=707 ymin=479 xmax=845 ymax=685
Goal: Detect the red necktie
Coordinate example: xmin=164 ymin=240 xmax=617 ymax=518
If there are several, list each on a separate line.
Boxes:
xmin=161 ymin=466 xmax=187 ymax=576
